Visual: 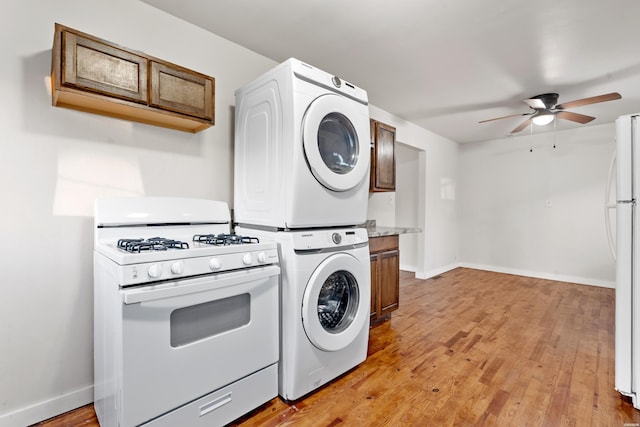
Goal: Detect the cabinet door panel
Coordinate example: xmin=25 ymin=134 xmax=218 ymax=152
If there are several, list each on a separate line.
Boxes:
xmin=375 ymin=122 xmax=396 ymax=191
xmin=379 ymin=250 xmax=399 ymax=316
xmin=62 ymin=31 xmax=147 ymax=103
xmin=369 ymin=119 xmax=376 ymax=190
xmin=370 ymin=254 xmax=379 ymax=320
xmin=150 ymin=61 xmax=215 ymax=121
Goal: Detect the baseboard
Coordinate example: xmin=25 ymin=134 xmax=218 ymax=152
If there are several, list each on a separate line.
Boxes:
xmin=399 ymin=263 xmax=416 ymax=273
xmin=458 ymin=262 xmax=615 ymax=289
xmin=0 ymin=385 xmax=93 ymax=427
xmin=411 ymin=262 xmax=614 ymax=288
xmin=415 ymin=263 xmax=459 ymax=280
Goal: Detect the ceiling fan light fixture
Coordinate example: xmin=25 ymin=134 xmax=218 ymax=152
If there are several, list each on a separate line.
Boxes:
xmin=480 ymin=92 xmax=621 ymax=134
xmin=532 ymin=114 xmax=555 ymax=126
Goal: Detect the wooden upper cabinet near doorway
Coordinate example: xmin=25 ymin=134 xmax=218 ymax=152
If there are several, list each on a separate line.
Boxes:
xmin=51 ymin=23 xmax=215 ymax=133
xmin=369 ymin=119 xmax=396 ymax=192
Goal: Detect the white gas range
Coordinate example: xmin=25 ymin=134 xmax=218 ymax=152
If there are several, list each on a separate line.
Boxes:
xmin=93 ymin=197 xmax=279 ymax=427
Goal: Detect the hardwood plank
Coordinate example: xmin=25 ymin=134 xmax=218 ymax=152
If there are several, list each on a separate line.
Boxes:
xmin=32 ymin=268 xmax=640 ymax=426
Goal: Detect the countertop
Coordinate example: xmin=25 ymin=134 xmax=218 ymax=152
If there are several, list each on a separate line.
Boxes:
xmin=365 ymin=225 xmax=422 ymax=238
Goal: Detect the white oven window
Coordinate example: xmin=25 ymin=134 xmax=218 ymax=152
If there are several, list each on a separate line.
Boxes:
xmin=170 ymin=293 xmax=250 ymax=347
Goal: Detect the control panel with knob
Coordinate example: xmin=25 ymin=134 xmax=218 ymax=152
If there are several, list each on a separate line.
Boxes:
xmin=120 ymin=243 xmax=279 ymax=286
xmin=332 ymin=232 xmax=342 ymax=245
xmin=170 ymin=261 xmax=184 ymax=275
xmin=290 ymin=227 xmax=367 ymax=250
xmin=147 ymin=264 xmax=162 ymax=279
xmin=209 ymin=258 xmax=222 ymax=271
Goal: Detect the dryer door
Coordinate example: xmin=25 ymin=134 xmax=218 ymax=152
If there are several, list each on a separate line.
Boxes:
xmin=302 ymin=94 xmax=370 ymax=192
xmin=301 ymin=253 xmax=370 ymax=351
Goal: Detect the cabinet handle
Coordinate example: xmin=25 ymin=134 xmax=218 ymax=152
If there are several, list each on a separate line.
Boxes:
xmin=199 ymin=392 xmax=232 ymax=417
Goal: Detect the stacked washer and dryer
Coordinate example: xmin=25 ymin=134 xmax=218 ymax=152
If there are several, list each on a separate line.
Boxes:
xmin=234 ymin=58 xmax=372 ymax=401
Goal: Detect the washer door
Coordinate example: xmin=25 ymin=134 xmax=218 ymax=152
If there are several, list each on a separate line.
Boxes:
xmin=302 ymin=94 xmax=369 ymax=192
xmin=301 ymin=253 xmax=369 ymax=351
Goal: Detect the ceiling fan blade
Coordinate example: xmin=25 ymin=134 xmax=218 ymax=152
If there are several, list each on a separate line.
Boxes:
xmin=478 ymin=112 xmax=533 ymax=124
xmin=511 ymin=118 xmax=532 ymax=133
xmin=555 ymin=92 xmax=621 ymax=110
xmin=523 ymin=98 xmax=547 ymax=109
xmin=555 ymin=111 xmax=596 ymax=124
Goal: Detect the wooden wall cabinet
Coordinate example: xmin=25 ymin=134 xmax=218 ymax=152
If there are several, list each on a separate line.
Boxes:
xmin=369 ymin=119 xmax=396 ymax=192
xmin=369 ymin=234 xmax=400 ymax=323
xmin=51 ymin=23 xmax=215 ymax=133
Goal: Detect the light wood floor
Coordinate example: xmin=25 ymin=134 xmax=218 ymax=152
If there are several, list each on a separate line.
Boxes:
xmin=34 ymin=268 xmax=640 ymax=426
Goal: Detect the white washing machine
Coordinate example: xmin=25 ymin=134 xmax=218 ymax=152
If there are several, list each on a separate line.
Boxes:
xmin=237 ymin=226 xmax=371 ymax=401
xmin=234 ymin=58 xmax=370 ymax=229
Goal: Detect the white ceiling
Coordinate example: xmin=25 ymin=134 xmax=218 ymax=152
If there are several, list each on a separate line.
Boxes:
xmin=142 ymin=0 xmax=640 ymax=143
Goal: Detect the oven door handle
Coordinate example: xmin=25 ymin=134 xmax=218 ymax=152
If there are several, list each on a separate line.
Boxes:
xmin=122 ymin=265 xmax=280 ymax=304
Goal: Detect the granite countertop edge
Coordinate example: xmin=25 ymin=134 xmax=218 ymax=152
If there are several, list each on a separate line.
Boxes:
xmin=365 ymin=226 xmax=422 ymax=237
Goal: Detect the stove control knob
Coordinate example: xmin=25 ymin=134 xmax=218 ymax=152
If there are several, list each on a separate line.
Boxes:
xmin=257 ymin=252 xmax=267 ymax=263
xmin=148 ymin=264 xmax=162 ymax=279
xmin=171 ymin=261 xmax=184 ymax=275
xmin=242 ymin=253 xmax=253 ymax=265
xmin=209 ymin=258 xmax=222 ymax=271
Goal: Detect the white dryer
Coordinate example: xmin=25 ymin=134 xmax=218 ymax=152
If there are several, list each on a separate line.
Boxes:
xmin=237 ymin=226 xmax=370 ymax=401
xmin=234 ymin=58 xmax=370 ymax=229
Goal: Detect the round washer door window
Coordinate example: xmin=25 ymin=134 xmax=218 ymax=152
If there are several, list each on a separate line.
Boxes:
xmin=302 ymin=94 xmax=370 ymax=192
xmin=317 ymin=270 xmax=359 ymax=333
xmin=302 ymin=253 xmax=370 ymax=351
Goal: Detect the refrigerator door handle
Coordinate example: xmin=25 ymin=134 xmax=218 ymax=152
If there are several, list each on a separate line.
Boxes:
xmin=605 ymin=151 xmax=617 ymax=260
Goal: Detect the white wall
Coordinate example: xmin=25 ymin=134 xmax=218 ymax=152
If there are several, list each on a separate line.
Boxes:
xmin=12 ymin=0 xmax=614 ymax=422
xmin=367 ymin=142 xmax=421 ymax=272
xmin=368 ymin=106 xmax=459 ymax=279
xmin=457 ymin=123 xmax=616 ymax=287
xmin=367 ymin=192 xmax=396 ymax=226
xmin=1 ymin=1 xmax=613 ymax=422
xmin=396 ymin=143 xmax=420 ymax=272
xmin=0 ymin=2 xmax=277 ymax=425
xmin=0 ymin=2 xmax=461 ymax=425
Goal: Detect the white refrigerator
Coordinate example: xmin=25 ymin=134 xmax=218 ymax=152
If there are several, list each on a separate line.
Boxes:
xmin=616 ymin=113 xmax=640 ymax=407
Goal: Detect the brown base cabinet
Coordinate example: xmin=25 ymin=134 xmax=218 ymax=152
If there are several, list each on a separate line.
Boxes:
xmin=369 ymin=235 xmax=399 ymax=324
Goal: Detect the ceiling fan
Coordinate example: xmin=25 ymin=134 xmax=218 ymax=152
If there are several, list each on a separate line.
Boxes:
xmin=479 ymin=92 xmax=622 ymax=134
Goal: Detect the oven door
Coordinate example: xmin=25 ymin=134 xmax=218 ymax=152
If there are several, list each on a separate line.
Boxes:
xmin=119 ymin=265 xmax=279 ymax=427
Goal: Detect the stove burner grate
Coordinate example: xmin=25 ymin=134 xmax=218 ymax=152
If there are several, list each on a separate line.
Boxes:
xmin=147 ymin=237 xmax=190 ymax=249
xmin=117 ymin=237 xmax=189 ymax=253
xmin=193 ymin=233 xmax=260 ymax=246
